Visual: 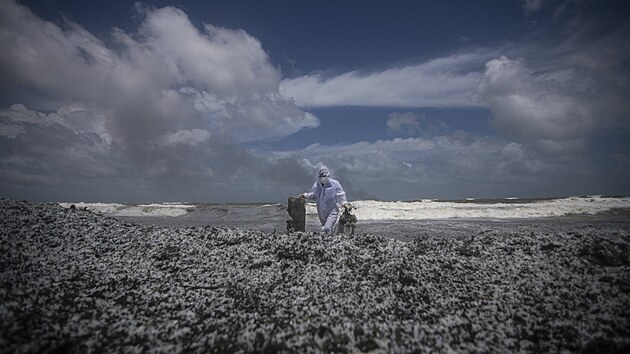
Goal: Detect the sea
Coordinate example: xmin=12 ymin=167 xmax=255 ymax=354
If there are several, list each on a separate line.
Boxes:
xmin=59 ymin=196 xmax=630 ymax=235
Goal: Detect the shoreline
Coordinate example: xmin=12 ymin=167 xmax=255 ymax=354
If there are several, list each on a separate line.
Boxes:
xmin=114 ymin=211 xmax=630 ymax=241
xmin=1 ymin=199 xmax=629 ymax=353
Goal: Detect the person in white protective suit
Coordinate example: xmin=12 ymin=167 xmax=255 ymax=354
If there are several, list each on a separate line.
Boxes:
xmin=300 ymin=166 xmax=350 ymax=233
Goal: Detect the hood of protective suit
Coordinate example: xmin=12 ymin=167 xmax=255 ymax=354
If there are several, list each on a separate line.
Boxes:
xmin=318 ymin=166 xmax=330 ymax=178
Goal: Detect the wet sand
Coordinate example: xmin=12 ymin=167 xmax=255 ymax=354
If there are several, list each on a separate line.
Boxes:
xmin=1 ymin=199 xmax=629 ymax=353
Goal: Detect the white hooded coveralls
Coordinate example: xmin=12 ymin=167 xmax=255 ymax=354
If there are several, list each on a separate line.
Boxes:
xmin=303 ymin=178 xmax=347 ymax=233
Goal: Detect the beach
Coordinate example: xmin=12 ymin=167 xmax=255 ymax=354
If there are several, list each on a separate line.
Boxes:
xmin=1 ymin=199 xmax=629 ymax=353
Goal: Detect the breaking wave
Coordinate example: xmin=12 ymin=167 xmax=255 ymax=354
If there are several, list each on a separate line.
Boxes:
xmin=349 ymin=196 xmax=630 ymax=220
xmin=59 ymin=202 xmax=193 ymax=217
xmin=60 ymin=196 xmax=630 ymax=221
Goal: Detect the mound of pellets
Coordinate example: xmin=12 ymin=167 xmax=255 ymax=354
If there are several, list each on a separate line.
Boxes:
xmin=1 ymin=199 xmax=629 ymax=353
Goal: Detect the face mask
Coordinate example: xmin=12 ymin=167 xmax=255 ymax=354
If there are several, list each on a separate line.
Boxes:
xmin=319 ymin=176 xmax=329 ymax=185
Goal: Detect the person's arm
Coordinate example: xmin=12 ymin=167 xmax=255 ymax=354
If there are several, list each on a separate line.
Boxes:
xmin=300 ymin=192 xmax=314 ymax=199
xmin=300 ymin=183 xmax=317 ymax=200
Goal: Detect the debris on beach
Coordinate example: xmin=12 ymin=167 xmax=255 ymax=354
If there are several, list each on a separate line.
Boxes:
xmin=1 ymin=199 xmax=629 ymax=353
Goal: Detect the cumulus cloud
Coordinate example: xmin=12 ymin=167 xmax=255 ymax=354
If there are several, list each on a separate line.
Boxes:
xmin=279 ymin=0 xmax=629 ymax=160
xmin=267 ymin=131 xmax=589 ymax=200
xmin=477 ymin=56 xmax=592 ymax=153
xmin=0 ymin=0 xmax=318 ymax=200
xmin=1 ymin=0 xmax=628 ymax=201
xmin=0 ymin=107 xmax=120 ymax=185
xmin=158 ymin=129 xmax=211 ymax=146
xmin=1 ymin=103 xmax=113 ymax=142
xmin=477 ymin=40 xmax=630 ymax=155
xmin=0 ymin=0 xmax=318 ymax=136
xmin=386 ymin=112 xmax=421 ymax=135
xmin=280 ymin=53 xmax=487 ymax=108
xmin=126 ymin=3 xmax=281 ymax=96
xmin=386 ymin=111 xmax=449 ymax=137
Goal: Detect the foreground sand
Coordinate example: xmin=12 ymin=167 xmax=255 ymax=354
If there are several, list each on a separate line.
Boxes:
xmin=1 ymin=199 xmax=629 ymax=353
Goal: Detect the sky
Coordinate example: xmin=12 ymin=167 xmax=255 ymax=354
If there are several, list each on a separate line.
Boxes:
xmin=0 ymin=0 xmax=629 ymax=202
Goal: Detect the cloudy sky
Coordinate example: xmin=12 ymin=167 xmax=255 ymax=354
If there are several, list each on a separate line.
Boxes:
xmin=1 ymin=0 xmax=629 ymax=202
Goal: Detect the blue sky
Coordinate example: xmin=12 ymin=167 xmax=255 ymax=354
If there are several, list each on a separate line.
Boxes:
xmin=0 ymin=0 xmax=629 ymax=202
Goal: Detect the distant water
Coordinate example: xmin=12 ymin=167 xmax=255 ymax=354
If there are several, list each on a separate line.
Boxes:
xmin=60 ymin=196 xmax=630 ymax=233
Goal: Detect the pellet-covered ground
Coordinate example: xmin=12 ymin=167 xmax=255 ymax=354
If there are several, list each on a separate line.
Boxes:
xmin=1 ymin=199 xmax=629 ymax=353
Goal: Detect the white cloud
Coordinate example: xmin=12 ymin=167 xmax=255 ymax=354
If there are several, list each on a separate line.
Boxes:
xmin=130 ymin=4 xmax=281 ymax=96
xmin=478 ymin=56 xmax=594 ymax=141
xmin=385 ymin=111 xmax=449 ymax=137
xmin=0 ymin=110 xmax=120 ymax=185
xmin=386 ymin=112 xmax=421 ymax=135
xmin=476 ymin=53 xmax=630 ymax=155
xmin=0 ymin=0 xmax=317 ymax=140
xmin=0 ymin=0 xmax=318 ymax=186
xmin=180 ymin=88 xmax=318 ymax=143
xmin=267 ymin=131 xmax=576 ymax=200
xmin=1 ymin=103 xmax=112 ymax=142
xmin=158 ymin=129 xmax=211 ymax=146
xmin=497 ymin=142 xmax=547 ymax=175
xmin=0 ymin=120 xmax=25 ymax=139
xmin=1 ymin=0 xmax=628 ymax=201
xmin=280 ymin=53 xmax=487 ymax=108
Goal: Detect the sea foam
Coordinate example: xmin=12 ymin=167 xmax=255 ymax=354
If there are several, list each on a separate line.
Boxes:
xmin=59 ymin=202 xmax=193 ymax=217
xmin=60 ymin=196 xmax=630 ymax=220
xmin=346 ymin=196 xmax=630 ymax=220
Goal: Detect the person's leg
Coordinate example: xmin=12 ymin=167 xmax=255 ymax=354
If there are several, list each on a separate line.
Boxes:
xmin=321 ymin=210 xmax=339 ymax=233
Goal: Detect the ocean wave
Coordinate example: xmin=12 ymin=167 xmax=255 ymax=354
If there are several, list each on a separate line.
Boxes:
xmin=60 ymin=196 xmax=630 ymax=221
xmin=351 ymin=196 xmax=630 ymax=220
xmin=59 ymin=202 xmax=194 ymax=217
